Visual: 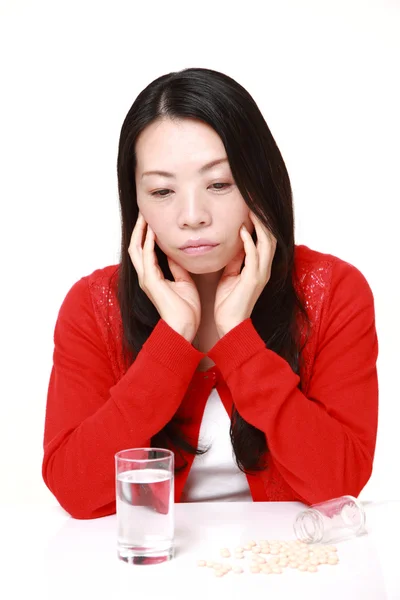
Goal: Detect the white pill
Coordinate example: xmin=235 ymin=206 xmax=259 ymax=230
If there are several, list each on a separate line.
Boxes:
xmin=250 ymin=565 xmax=261 ymax=573
xmin=206 ymin=560 xmax=214 ymax=567
xmin=197 ymin=559 xmax=206 ymax=567
xmin=233 ymin=566 xmax=244 ymax=574
xmin=298 ymin=564 xmax=308 ymax=572
xmin=220 ymin=548 xmax=231 ymax=558
xmin=235 ymin=546 xmax=244 ymax=553
xmin=279 ymin=558 xmax=289 ymax=567
xmin=272 ymin=566 xmax=283 ymax=574
xmin=252 ymin=546 xmax=261 ymax=554
xmin=223 ymin=565 xmax=232 ymax=572
xmin=308 ymin=565 xmax=318 ymax=572
xmin=261 ymin=566 xmax=272 ymax=574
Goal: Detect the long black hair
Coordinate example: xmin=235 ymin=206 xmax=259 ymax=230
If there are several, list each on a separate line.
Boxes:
xmin=116 ymin=67 xmax=309 ymax=474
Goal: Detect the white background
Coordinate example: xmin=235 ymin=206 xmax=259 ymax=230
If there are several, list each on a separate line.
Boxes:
xmin=0 ymin=0 xmax=399 ymax=506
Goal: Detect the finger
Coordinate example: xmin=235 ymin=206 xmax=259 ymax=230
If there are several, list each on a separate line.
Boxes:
xmin=167 ymin=257 xmax=195 ymax=284
xmin=221 ymin=248 xmax=245 ymax=278
xmin=142 ymin=225 xmax=162 ymax=281
xmin=249 ymin=211 xmax=267 ymax=251
xmin=128 ymin=214 xmax=147 ymax=279
xmin=249 ymin=212 xmax=276 ymax=275
xmin=240 ymin=224 xmax=258 ymax=272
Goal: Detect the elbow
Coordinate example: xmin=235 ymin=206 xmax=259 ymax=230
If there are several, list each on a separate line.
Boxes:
xmin=299 ymin=448 xmax=374 ymax=506
xmin=42 ymin=457 xmax=115 ymax=520
xmin=327 ymin=457 xmax=373 ymax=505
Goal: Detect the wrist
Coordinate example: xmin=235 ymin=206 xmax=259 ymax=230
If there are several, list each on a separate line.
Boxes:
xmin=166 ymin=321 xmax=196 ymax=344
xmin=216 ymin=321 xmax=241 ymax=338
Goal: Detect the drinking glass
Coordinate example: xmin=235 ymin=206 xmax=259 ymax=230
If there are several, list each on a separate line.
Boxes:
xmin=115 ymin=448 xmax=174 ymax=564
xmin=293 ymin=495 xmax=366 ymax=544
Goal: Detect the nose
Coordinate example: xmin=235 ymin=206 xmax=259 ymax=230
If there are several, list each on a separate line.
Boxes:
xmin=177 ymin=193 xmax=212 ymax=229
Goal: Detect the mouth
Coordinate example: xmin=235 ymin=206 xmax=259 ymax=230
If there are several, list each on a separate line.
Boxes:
xmin=180 ymin=244 xmax=219 ymax=256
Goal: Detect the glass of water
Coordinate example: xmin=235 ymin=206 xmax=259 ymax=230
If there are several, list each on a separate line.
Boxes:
xmin=115 ymin=448 xmax=174 ymax=564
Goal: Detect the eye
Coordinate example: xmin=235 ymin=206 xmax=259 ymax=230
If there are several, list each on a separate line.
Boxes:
xmin=210 ymin=183 xmax=231 ymax=191
xmin=151 ymin=189 xmax=172 ymax=198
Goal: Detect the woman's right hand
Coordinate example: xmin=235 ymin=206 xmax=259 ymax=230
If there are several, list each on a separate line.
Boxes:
xmin=128 ymin=213 xmax=201 ymax=343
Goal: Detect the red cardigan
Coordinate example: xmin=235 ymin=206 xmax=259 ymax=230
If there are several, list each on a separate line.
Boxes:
xmin=42 ymin=245 xmax=379 ymax=519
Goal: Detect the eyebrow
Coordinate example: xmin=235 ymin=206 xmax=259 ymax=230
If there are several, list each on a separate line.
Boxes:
xmin=141 ymin=157 xmax=229 ymax=179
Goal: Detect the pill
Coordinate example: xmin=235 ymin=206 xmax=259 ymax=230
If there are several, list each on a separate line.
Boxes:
xmin=197 ymin=560 xmax=206 ymax=567
xmin=233 ymin=566 xmax=244 ymax=574
xmin=272 ymin=566 xmax=283 ymax=574
xmin=206 ymin=560 xmax=214 ymax=567
xmin=279 ymin=559 xmax=289 ymax=567
xmin=261 ymin=565 xmax=272 ymax=574
xmin=308 ymin=565 xmax=318 ymax=572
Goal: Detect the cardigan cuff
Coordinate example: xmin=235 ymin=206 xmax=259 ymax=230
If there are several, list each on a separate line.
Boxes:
xmin=142 ymin=319 xmax=205 ymax=378
xmin=207 ymin=318 xmax=266 ymax=379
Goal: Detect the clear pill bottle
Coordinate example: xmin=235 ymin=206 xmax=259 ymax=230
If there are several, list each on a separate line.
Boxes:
xmin=293 ymin=495 xmax=366 ymax=544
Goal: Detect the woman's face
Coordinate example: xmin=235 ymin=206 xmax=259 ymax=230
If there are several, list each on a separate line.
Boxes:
xmin=135 ymin=118 xmax=254 ymax=275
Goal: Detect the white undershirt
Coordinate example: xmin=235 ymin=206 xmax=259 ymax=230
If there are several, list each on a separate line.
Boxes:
xmin=181 ymin=388 xmax=253 ymax=502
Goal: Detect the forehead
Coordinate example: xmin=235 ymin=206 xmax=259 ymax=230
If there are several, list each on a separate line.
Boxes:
xmin=135 ymin=118 xmax=227 ymax=169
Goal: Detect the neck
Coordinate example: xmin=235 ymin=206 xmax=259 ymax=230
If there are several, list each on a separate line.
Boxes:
xmin=191 ymin=269 xmax=223 ymax=319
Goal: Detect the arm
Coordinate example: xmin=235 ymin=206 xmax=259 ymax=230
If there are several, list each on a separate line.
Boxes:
xmin=42 ymin=276 xmax=203 ymax=519
xmin=208 ymin=260 xmax=378 ymax=504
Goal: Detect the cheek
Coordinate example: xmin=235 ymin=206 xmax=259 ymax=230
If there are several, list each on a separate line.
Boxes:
xmin=136 ymin=202 xmax=167 ymax=245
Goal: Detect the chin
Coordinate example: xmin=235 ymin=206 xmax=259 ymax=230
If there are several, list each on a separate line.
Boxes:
xmin=184 ymin=258 xmax=230 ymax=276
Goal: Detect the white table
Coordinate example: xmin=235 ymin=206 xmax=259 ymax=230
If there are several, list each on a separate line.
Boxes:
xmin=2 ymin=500 xmax=399 ymax=600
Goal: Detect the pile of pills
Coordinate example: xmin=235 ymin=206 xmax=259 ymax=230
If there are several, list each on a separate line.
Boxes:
xmin=197 ymin=539 xmax=339 ymax=577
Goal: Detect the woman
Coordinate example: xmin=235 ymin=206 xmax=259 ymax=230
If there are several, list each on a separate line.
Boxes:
xmin=42 ymin=67 xmax=378 ymax=519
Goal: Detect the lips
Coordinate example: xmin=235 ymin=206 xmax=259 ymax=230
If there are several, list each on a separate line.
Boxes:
xmin=179 ymin=239 xmax=218 ymax=250
xmin=180 ymin=245 xmax=219 ymax=255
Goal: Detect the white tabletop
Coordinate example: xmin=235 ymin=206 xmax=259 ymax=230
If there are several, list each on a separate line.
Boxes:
xmin=2 ymin=500 xmax=399 ymax=600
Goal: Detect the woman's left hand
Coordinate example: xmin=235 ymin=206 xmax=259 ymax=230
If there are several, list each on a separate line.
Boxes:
xmin=214 ymin=212 xmax=277 ymax=338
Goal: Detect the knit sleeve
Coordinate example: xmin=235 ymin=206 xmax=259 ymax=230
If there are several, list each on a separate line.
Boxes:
xmin=42 ymin=275 xmax=203 ymax=519
xmin=208 ymin=259 xmax=379 ymax=504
